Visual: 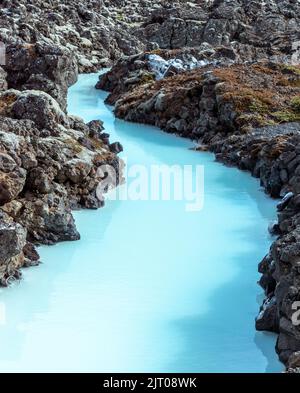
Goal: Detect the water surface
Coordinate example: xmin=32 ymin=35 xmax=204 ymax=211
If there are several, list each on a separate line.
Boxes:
xmin=0 ymin=74 xmax=282 ymax=372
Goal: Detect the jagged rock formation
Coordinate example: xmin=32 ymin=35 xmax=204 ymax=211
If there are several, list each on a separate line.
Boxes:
xmin=0 ymin=65 xmax=122 ymax=285
xmin=138 ymin=0 xmax=300 ymax=63
xmin=0 ymin=0 xmax=150 ymax=72
xmin=4 ymin=42 xmax=78 ymax=111
xmin=0 ymin=1 xmax=134 ymax=285
xmin=2 ymin=0 xmax=299 ymax=76
xmin=111 ymin=62 xmax=300 ymax=139
xmin=96 ymin=48 xmax=234 ymax=104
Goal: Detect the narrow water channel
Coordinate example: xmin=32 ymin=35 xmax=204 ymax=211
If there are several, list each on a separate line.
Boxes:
xmin=0 ymin=73 xmax=283 ymax=372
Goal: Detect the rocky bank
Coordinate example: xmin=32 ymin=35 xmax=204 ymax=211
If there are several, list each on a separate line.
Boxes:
xmin=0 ymin=1 xmax=145 ymax=286
xmin=0 ymin=64 xmax=123 ymax=286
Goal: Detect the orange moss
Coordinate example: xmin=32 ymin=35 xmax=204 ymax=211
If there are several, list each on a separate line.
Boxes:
xmin=17 ymin=43 xmax=38 ymax=61
xmin=88 ymin=137 xmax=104 ymax=150
xmin=267 ymin=136 xmax=289 ymax=159
xmin=0 ymin=93 xmax=17 ymax=115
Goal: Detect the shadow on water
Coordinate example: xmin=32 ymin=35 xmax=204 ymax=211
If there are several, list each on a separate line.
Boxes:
xmin=209 ymin=158 xmax=278 ymax=222
xmin=159 ymin=170 xmax=281 ymax=372
xmin=167 ymin=252 xmax=282 ymax=373
xmin=254 ymin=332 xmax=281 ymax=373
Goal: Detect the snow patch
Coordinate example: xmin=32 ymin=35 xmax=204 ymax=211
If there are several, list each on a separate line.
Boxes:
xmin=256 ymin=296 xmax=276 ymax=321
xmin=148 ymin=54 xmax=209 ymax=80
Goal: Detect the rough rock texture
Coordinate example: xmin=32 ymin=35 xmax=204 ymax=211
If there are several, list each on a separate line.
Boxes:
xmin=138 ymin=0 xmax=300 ymax=63
xmin=98 ymin=0 xmax=299 ymax=110
xmin=3 ymin=0 xmax=299 ymax=115
xmin=0 ymin=1 xmax=156 ymax=113
xmin=0 ymin=65 xmax=122 ymax=285
xmin=113 ymin=62 xmax=300 ymax=138
xmin=4 ymin=42 xmax=78 ymax=111
xmin=0 ymin=0 xmax=151 ymax=73
xmin=99 ymin=61 xmax=300 ymax=369
xmin=0 ymin=211 xmax=27 ymax=286
xmin=97 ymin=40 xmax=300 ymax=106
xmin=0 ymin=1 xmax=144 ymax=284
xmin=96 ymin=48 xmax=236 ymax=104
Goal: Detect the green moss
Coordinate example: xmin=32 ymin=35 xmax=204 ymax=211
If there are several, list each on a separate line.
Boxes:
xmin=139 ymin=72 xmax=155 ymax=85
xmin=281 ymin=65 xmax=300 ymax=76
xmin=215 ymin=64 xmax=300 ymax=129
xmin=248 ymin=99 xmax=269 ymax=114
xmin=291 ymin=96 xmax=300 ymax=113
xmin=279 ymin=65 xmax=300 ymax=87
xmin=271 ymin=110 xmax=300 ymax=123
xmin=237 ymin=113 xmax=277 ymax=128
xmin=116 ymin=13 xmax=125 ymax=21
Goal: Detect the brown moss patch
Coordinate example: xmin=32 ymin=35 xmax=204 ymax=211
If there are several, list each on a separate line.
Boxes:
xmin=214 ymin=63 xmax=300 ymax=128
xmin=0 ymin=92 xmax=18 ymax=115
xmin=266 ymin=136 xmax=289 ymax=159
xmin=64 ymin=138 xmax=83 ymax=154
xmin=23 ymin=43 xmax=38 ymax=60
xmin=88 ymin=137 xmax=105 ymax=150
xmin=92 ymin=152 xmax=115 ymax=165
xmin=145 ymin=49 xmax=186 ymax=60
xmin=116 ymin=61 xmax=300 ymax=134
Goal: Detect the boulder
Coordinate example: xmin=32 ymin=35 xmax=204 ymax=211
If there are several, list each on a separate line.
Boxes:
xmin=0 ymin=218 xmax=26 ymax=263
xmin=10 ymin=90 xmax=69 ymax=129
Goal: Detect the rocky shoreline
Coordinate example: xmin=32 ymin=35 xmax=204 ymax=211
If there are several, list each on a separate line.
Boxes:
xmin=0 ymin=66 xmax=124 ymax=285
xmin=0 ymin=0 xmax=300 ymax=372
xmin=94 ymin=2 xmax=300 ymax=368
xmin=0 ymin=1 xmax=137 ymax=285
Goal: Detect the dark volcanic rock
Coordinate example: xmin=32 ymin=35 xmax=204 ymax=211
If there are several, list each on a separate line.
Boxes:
xmin=138 ymin=0 xmax=300 ymax=64
xmin=0 ymin=50 xmax=124 ymax=284
xmin=256 ymin=296 xmax=279 ymax=333
xmin=0 ymin=0 xmax=149 ymax=73
xmin=0 ymin=1 xmax=146 ymax=284
xmin=0 ymin=212 xmax=27 ymax=285
xmin=10 ymin=90 xmax=69 ymax=129
xmin=4 ymin=42 xmax=78 ymax=111
xmin=109 ymin=142 xmax=124 ymax=154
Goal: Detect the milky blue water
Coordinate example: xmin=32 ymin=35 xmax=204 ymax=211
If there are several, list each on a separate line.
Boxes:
xmin=0 ymin=73 xmax=283 ymax=373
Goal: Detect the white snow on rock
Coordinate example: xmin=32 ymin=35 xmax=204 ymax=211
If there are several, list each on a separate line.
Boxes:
xmin=256 ymin=296 xmax=276 ymax=321
xmin=148 ymin=54 xmax=209 ymax=80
